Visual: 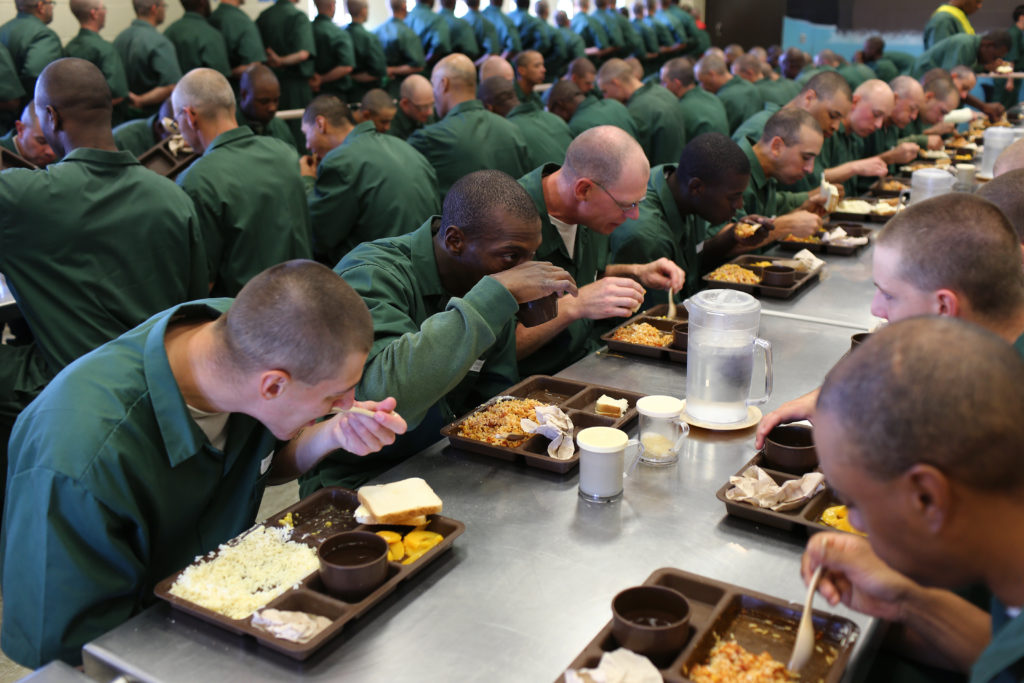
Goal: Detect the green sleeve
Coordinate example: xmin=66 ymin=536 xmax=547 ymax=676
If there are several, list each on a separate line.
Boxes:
xmin=236 ymin=22 xmax=266 ymax=65
xmin=22 ymin=30 xmax=64 ymax=83
xmin=0 ymin=467 xmax=146 ymax=667
xmin=307 ymin=158 xmax=359 ymax=264
xmin=899 ymin=133 xmax=929 ymax=147
xmin=400 ymin=30 xmax=426 ymax=67
xmin=177 ymin=170 xmax=223 ymax=286
xmin=152 ymin=38 xmax=182 ymax=85
xmin=102 ymin=50 xmax=130 ymax=99
xmin=342 ymin=265 xmax=519 ymax=428
xmin=291 ymin=13 xmax=316 ymax=77
xmin=0 ymin=44 xmax=26 ymax=100
xmin=430 ymin=20 xmax=452 ymax=56
xmin=365 ymin=32 xmax=388 ymax=78
xmin=184 ymin=205 xmax=212 ymax=298
xmin=776 ymin=190 xmax=809 ymax=214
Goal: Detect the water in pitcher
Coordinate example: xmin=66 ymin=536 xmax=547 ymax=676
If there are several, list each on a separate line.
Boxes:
xmin=686 ymin=341 xmax=754 ymax=423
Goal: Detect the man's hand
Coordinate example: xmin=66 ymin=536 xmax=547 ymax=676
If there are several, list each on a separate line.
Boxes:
xmin=324 ymin=397 xmax=408 ymax=456
xmin=754 ymin=388 xmax=819 ymax=449
xmin=309 ymin=73 xmax=322 ymax=93
xmin=128 ymin=92 xmax=142 ymax=109
xmin=299 ymin=155 xmax=317 ymax=177
xmin=800 ymin=189 xmax=829 ymax=216
xmin=981 ymin=101 xmax=1006 ymax=122
xmin=733 ymin=216 xmax=775 ymax=246
xmin=848 ymin=156 xmax=888 ymax=178
xmin=265 ymin=47 xmax=282 ymax=68
xmin=802 ymin=533 xmax=916 ymax=623
xmin=634 ymin=258 xmax=685 ymax=293
xmin=926 ymin=134 xmax=945 ymax=150
xmin=773 ymin=210 xmax=822 ymax=239
xmin=924 ymin=121 xmax=956 ymax=137
xmin=489 ymin=260 xmax=578 ymax=303
xmin=561 ymin=277 xmax=645 ymax=321
xmin=884 ymin=142 xmax=920 ymax=165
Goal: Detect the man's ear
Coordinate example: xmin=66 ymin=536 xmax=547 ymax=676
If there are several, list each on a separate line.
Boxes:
xmin=934 ymin=288 xmax=961 ymax=317
xmin=44 ymin=104 xmax=62 ymax=134
xmin=442 ymin=225 xmax=466 ymax=254
xmin=258 ymin=370 xmax=291 ymax=400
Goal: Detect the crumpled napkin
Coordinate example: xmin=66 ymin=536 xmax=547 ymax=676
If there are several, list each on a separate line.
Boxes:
xmin=166 ymin=133 xmax=194 ymax=157
xmin=726 ymin=465 xmax=825 ymax=511
xmin=521 ymin=405 xmax=575 ymax=460
xmin=822 ymin=227 xmax=868 ymax=247
xmin=791 ymin=248 xmax=825 ymax=273
xmin=564 ymin=648 xmax=661 ymax=683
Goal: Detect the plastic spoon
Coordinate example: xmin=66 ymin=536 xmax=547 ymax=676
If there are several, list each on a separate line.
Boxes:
xmin=788 ymin=564 xmax=824 ymax=672
xmin=667 ymin=287 xmax=677 ymax=319
xmin=330 ymin=406 xmax=378 ymax=418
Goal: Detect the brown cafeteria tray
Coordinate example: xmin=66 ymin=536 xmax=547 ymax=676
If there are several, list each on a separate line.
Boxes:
xmin=600 ymin=312 xmax=686 ymax=363
xmin=776 ymin=223 xmax=872 ymax=256
xmin=560 ymin=566 xmax=860 ymax=682
xmin=830 ymin=197 xmax=902 ymax=223
xmin=866 ymin=177 xmax=908 ymax=198
xmin=154 ymin=486 xmax=465 ymax=660
xmin=715 ymin=452 xmax=856 ymax=537
xmin=440 ymin=375 xmax=645 ymax=473
xmin=138 ymin=137 xmax=198 ymax=180
xmin=702 ymin=255 xmax=823 ymax=299
xmin=0 ymin=147 xmax=36 ymax=171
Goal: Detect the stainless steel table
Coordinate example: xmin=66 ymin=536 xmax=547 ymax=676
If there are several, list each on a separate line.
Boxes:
xmin=81 ymin=249 xmax=881 ymax=683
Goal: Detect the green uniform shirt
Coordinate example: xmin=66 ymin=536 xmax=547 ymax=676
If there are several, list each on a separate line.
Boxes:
xmin=386 ymin=105 xmax=432 ymax=140
xmin=716 ymin=76 xmax=764 ymax=134
xmin=970 ymin=596 xmax=1024 ymax=683
xmin=346 ymin=21 xmax=387 ymax=101
xmin=993 ymin=25 xmax=1023 ymax=109
xmin=0 ymin=129 xmax=16 ymax=154
xmin=592 ymin=9 xmax=625 ymax=52
xmin=208 ymin=3 xmax=266 ymax=69
xmin=406 ymin=4 xmax=451 ymax=60
xmin=756 ymin=77 xmax=798 ymax=107
xmin=64 ymin=28 xmax=129 ymax=100
xmin=256 ymin=0 xmax=316 ymax=108
xmin=795 ymin=65 xmax=832 ymax=88
xmin=438 ymin=8 xmax=480 ymax=60
xmin=643 ymin=15 xmax=673 ymax=48
xmin=571 ymin=11 xmax=612 ymax=52
xmin=866 ymin=57 xmax=899 ymax=82
xmin=652 ymin=9 xmax=686 ymax=45
xmin=611 ymin=163 xmax=704 ymax=300
xmin=374 ymin=17 xmax=425 ymax=98
xmin=518 ymin=163 xmax=610 ymax=377
xmin=860 ymin=122 xmax=902 ymax=190
xmin=679 ymin=85 xmax=729 ymax=137
xmin=176 ymin=126 xmax=311 ymax=297
xmin=0 ymin=13 xmax=63 ymax=94
xmin=305 ymin=120 xmax=439 ymax=265
xmin=0 ymin=147 xmax=207 ymax=380
xmin=164 ymin=11 xmax=231 ymax=77
xmin=0 ymin=299 xmax=276 ymax=668
xmin=114 ymin=19 xmax=182 ymax=97
xmin=923 ymin=5 xmax=968 ymax=50
xmin=569 ymin=93 xmax=638 ymax=138
xmin=483 ymin=5 xmax=521 ymax=53
xmin=408 ymin=98 xmax=532 ymax=198
xmin=509 ymin=8 xmax=548 ymax=53
xmin=731 ymin=102 xmax=779 ymax=143
xmin=669 ymin=4 xmax=707 ymax=55
xmin=300 ymin=218 xmax=520 ymax=493
xmin=313 ymin=15 xmax=356 ymax=101
xmin=237 ymin=110 xmax=294 ymax=146
xmin=464 ymin=9 xmax=501 ymax=57
xmin=633 ymin=18 xmax=659 ymax=56
xmin=507 ymin=100 xmax=574 ymax=168
xmin=912 ymin=34 xmax=981 ymax=79
xmin=112 ymin=113 xmax=158 ymax=157
xmin=558 ymin=25 xmax=585 ymax=62
xmin=610 ymin=9 xmax=644 ymax=59
xmin=0 ymin=41 xmax=25 ymax=104
xmin=827 ymin=123 xmax=869 ymax=196
xmin=838 ymin=63 xmax=875 ymax=89
xmin=626 ymin=81 xmax=687 ymax=165
xmin=738 ymin=136 xmax=806 ymax=218
xmin=539 ymin=20 xmax=568 ymax=78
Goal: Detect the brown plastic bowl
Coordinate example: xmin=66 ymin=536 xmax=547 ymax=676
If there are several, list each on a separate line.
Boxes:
xmin=761 ymin=265 xmax=796 ymax=286
xmin=318 ymin=531 xmax=388 ymax=602
xmin=517 ymin=293 xmax=558 ymax=327
xmin=763 ymin=424 xmax=818 ymax=473
xmin=850 ymin=332 xmax=871 ymax=350
xmin=672 ymin=322 xmax=688 ymax=350
xmin=611 ymin=585 xmax=691 ymax=660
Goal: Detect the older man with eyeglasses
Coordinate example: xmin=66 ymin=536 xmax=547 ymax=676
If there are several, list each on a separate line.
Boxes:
xmin=515 ymin=124 xmax=684 ymax=377
xmin=0 ymin=0 xmax=63 ymax=96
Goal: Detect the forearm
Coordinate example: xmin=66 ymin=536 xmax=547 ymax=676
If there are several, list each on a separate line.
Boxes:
xmin=132 ymin=83 xmax=175 ymax=107
xmin=824 ymin=162 xmax=858 ymax=183
xmin=269 ymin=419 xmax=339 ymax=483
xmin=319 ymin=64 xmax=355 ymax=84
xmin=386 ymin=64 xmax=423 ymax=77
xmin=276 ymin=49 xmax=311 ymax=66
xmin=352 ymin=71 xmax=380 ymax=83
xmin=603 ymin=263 xmax=641 ymax=281
xmin=515 ymin=301 xmax=578 ymax=359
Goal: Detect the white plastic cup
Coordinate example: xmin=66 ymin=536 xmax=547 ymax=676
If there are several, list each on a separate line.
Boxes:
xmin=956 ymin=163 xmax=976 ymax=186
xmin=636 ymin=395 xmax=688 ymax=466
xmin=576 ymin=427 xmax=643 ymax=502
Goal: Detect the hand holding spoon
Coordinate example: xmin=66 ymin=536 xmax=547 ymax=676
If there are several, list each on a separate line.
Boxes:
xmin=788 ymin=564 xmax=824 ymax=672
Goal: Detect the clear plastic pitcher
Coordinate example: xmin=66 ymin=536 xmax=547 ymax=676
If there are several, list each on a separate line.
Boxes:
xmin=683 ymin=289 xmax=772 ymax=424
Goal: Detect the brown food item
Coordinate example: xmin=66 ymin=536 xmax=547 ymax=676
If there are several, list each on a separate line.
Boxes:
xmin=734 ymin=222 xmax=760 ymax=239
xmin=879 ymin=178 xmax=908 ymax=191
xmin=689 ymin=639 xmax=798 ymax=682
xmin=456 ymin=398 xmax=546 ymax=447
xmin=610 ymin=322 xmax=673 ymax=347
xmin=783 ymin=233 xmax=822 ymax=244
xmin=707 ymin=264 xmax=761 ymax=285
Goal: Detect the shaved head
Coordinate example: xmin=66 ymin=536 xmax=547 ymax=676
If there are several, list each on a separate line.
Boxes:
xmin=889 ymin=75 xmax=924 ymax=127
xmin=479 ymin=55 xmax=514 ymax=82
xmin=435 ymin=53 xmax=476 ymax=89
xmin=564 ymin=124 xmax=646 ymax=188
xmin=546 ymin=79 xmax=584 ymax=122
xmin=34 ymin=58 xmax=112 ymax=156
xmin=477 ymin=75 xmax=518 ymax=116
xmin=848 ymin=79 xmax=894 ymax=137
xmin=69 ymin=0 xmax=101 ymax=21
xmin=993 ymin=138 xmax=1024 ymax=178
xmin=400 ymin=73 xmax=432 ymax=100
xmin=360 ymin=88 xmax=395 ymax=115
xmin=172 ymin=67 xmax=236 ymax=119
xmin=976 ymin=169 xmax=1024 ymax=243
xmin=241 ymin=63 xmax=278 ymax=92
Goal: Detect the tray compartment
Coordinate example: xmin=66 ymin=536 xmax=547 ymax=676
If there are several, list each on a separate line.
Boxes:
xmin=601 ymin=316 xmax=687 ymax=362
xmin=715 ymin=467 xmax=818 ymax=532
xmin=508 ymin=375 xmax=589 ymax=405
xmin=703 ymin=255 xmax=823 ymax=300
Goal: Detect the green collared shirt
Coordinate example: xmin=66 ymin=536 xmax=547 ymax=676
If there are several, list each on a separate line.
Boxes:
xmin=208 ymin=3 xmax=266 ymax=68
xmin=483 ymin=5 xmax=521 ymax=53
xmin=730 ymin=102 xmax=779 ymax=144
xmin=164 ymin=11 xmax=231 ymax=77
xmin=305 ymin=120 xmax=439 ymax=265
xmin=176 ymin=126 xmax=311 ymax=297
xmin=112 ymin=114 xmax=158 ymax=157
xmin=716 ymin=76 xmax=764 ymax=134
xmin=114 ymin=19 xmax=182 ymax=97
xmin=0 ymin=300 xmax=277 ymax=668
xmin=923 ymin=6 xmax=968 ymax=50
xmin=680 ymin=85 xmax=730 ymax=138
xmin=313 ymin=14 xmax=357 ymax=99
xmin=970 ymin=596 xmax=1024 ymax=682
xmin=256 ymin=0 xmax=316 ymax=105
xmin=592 ymin=8 xmax=625 ymax=49
xmin=571 ymin=11 xmax=612 ymax=51
xmin=300 ymin=218 xmax=520 ymax=493
xmin=64 ymin=28 xmax=129 ymax=99
xmin=386 ymin=105 xmax=433 ymax=140
xmin=0 ymin=12 xmax=63 ymax=94
xmin=346 ymin=21 xmax=387 ymax=100
xmin=569 ymin=94 xmax=638 ymax=138
xmin=0 ymin=147 xmax=207 ymax=380
xmin=509 ymin=8 xmax=548 ymax=53
xmin=756 ymin=78 xmax=799 ymax=107
xmin=408 ymin=98 xmax=532 ymax=199
xmin=626 ymin=81 xmax=688 ymax=166
xmin=517 ymin=163 xmax=610 ymax=377
xmin=912 ymin=34 xmax=981 ymax=78
xmin=438 ymin=8 xmax=480 ymax=58
xmin=739 ymin=136 xmax=784 ymax=218
xmin=464 ymin=9 xmax=501 ymax=56
xmin=558 ymin=25 xmax=586 ymax=62
xmin=507 ymin=101 xmax=574 ymax=169
xmin=406 ymin=4 xmax=452 ymax=58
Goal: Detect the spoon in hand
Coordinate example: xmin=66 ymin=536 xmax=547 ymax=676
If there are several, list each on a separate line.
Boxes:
xmin=667 ymin=287 xmax=677 ymax=318
xmin=787 ymin=564 xmax=824 ymax=672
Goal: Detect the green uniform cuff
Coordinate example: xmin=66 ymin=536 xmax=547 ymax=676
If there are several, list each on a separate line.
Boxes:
xmin=462 ymin=275 xmax=520 ymax=333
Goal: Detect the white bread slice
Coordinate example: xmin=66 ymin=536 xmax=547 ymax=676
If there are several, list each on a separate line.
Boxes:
xmin=595 ymin=395 xmax=628 ymax=418
xmin=354 ymin=504 xmax=427 ymax=526
xmin=357 ymin=478 xmax=442 ymax=525
xmin=821 ymin=177 xmax=840 ymax=213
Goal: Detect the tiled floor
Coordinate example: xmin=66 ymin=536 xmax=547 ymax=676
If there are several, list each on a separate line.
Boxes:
xmin=0 ymin=481 xmax=302 ymax=682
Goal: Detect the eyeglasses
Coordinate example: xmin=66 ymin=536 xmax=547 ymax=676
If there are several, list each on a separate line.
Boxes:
xmin=591 ymin=178 xmax=643 ymax=213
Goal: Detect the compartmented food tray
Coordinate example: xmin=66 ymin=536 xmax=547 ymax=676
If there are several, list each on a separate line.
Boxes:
xmin=154 ymin=487 xmax=465 ymax=660
xmin=702 ymin=255 xmax=823 ymax=299
xmin=600 ymin=309 xmax=687 ymax=363
xmin=440 ymin=375 xmax=646 ymax=473
xmin=776 ymin=223 xmax=872 ymax=256
xmin=0 ymin=147 xmax=36 ymax=171
xmin=560 ymin=566 xmax=860 ymax=682
xmin=866 ymin=178 xmax=908 ymax=198
xmin=715 ymin=452 xmax=857 ymax=537
xmin=138 ymin=138 xmax=198 ymax=180
xmin=830 ymin=197 xmax=902 ymax=223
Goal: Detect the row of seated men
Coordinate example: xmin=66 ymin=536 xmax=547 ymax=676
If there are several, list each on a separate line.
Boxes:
xmin=6 ymin=49 xmax=1024 ymax=674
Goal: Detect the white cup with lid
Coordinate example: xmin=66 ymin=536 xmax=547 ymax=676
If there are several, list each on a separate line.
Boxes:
xmin=576 ymin=427 xmax=643 ymax=502
xmin=635 ymin=395 xmax=689 ymax=466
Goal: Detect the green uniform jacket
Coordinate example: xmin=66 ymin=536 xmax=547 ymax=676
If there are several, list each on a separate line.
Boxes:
xmin=912 ymin=34 xmax=981 ymax=79
xmin=0 ymin=300 xmax=276 ymax=668
xmin=518 ymin=163 xmax=610 ymax=376
xmin=626 ymin=81 xmax=687 ymax=165
xmin=164 ymin=11 xmax=231 ymax=77
xmin=114 ymin=19 xmax=182 ymax=98
xmin=408 ymin=98 xmax=532 ymax=198
xmin=716 ymin=76 xmax=764 ymax=134
xmin=571 ymin=12 xmax=612 ymax=52
xmin=387 ymin=105 xmax=432 ymax=140
xmin=610 ymin=10 xmax=645 ymax=60
xmin=208 ymin=3 xmax=266 ymax=69
xmin=923 ymin=5 xmax=968 ymax=50
xmin=176 ymin=126 xmax=311 ymax=297
xmin=679 ymin=85 xmax=729 ymax=138
xmin=755 ymin=78 xmax=798 ymax=107
xmin=0 ymin=13 xmax=63 ymax=94
xmin=592 ymin=9 xmax=625 ymax=52
xmin=866 ymin=57 xmax=899 ymax=82
xmin=509 ymin=8 xmax=548 ymax=53
xmin=970 ymin=596 xmax=1024 ymax=682
xmin=483 ymin=5 xmax=521 ymax=53
xmin=64 ymin=28 xmax=129 ymax=100
xmin=305 ymin=120 xmax=439 ymax=265
xmin=238 ymin=110 xmax=294 ymax=146
xmin=558 ymin=25 xmax=585 ymax=62
xmin=0 ymin=41 xmax=25 ymax=104
xmin=112 ymin=114 xmax=158 ymax=157
xmin=731 ymin=102 xmax=778 ymax=143
xmin=346 ymin=21 xmax=387 ymax=101
xmin=256 ymin=0 xmax=316 ymax=108
xmin=507 ymin=100 xmax=574 ymax=168
xmin=374 ymin=17 xmax=425 ymax=98
xmin=569 ymin=93 xmax=638 ymax=138
xmin=438 ymin=8 xmax=480 ymax=60
xmin=464 ymin=9 xmax=501 ymax=56
xmin=993 ymin=25 xmax=1023 ymax=109
xmin=826 ymin=123 xmax=868 ymax=196
xmin=313 ymin=15 xmax=357 ymax=101
xmin=652 ymin=8 xmax=686 ymax=46
xmin=837 ymin=63 xmax=875 ymax=89
xmin=300 ymin=218 xmax=520 ymax=493
xmin=406 ymin=4 xmax=452 ymax=60
xmin=611 ymin=163 xmax=704 ymax=300
xmin=539 ymin=20 xmax=568 ymax=78
xmin=738 ymin=137 xmax=806 ymax=218
xmin=0 ymin=147 xmax=207 ymax=381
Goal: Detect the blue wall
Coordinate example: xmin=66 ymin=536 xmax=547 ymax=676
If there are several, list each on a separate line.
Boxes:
xmin=780 ymin=16 xmax=925 ymax=62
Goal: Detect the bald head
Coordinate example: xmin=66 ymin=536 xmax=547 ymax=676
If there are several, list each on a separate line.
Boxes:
xmin=731 ymin=54 xmax=762 ymax=82
xmin=433 ymin=53 xmax=477 ymax=117
xmin=172 ymin=68 xmax=236 ymax=119
xmin=479 ymin=55 xmax=514 ymax=82
xmin=547 ymin=79 xmax=584 ymax=122
xmin=889 ymin=75 xmax=924 ymax=127
xmin=976 ymin=169 xmax=1024 ymax=243
xmin=596 ymin=58 xmax=641 ymax=102
xmin=477 ymin=76 xmax=518 ymax=117
xmin=34 ymin=58 xmax=113 ymax=155
xmin=564 ymin=125 xmax=646 ymax=189
xmin=847 ymin=79 xmax=894 ymax=137
xmin=70 ymin=0 xmax=102 ymax=22
xmin=994 ymin=138 xmax=1024 ymax=178
xmin=400 ymin=73 xmax=431 ymax=101
xmin=694 ymin=54 xmax=730 ymax=94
